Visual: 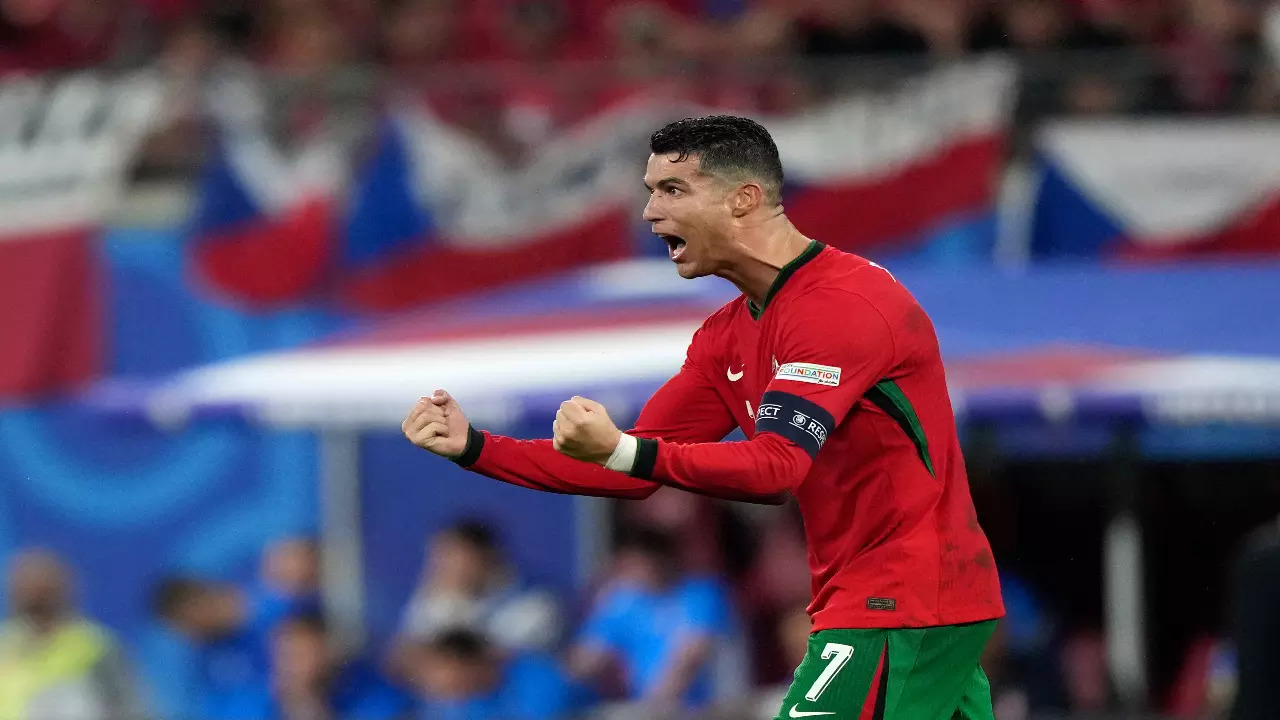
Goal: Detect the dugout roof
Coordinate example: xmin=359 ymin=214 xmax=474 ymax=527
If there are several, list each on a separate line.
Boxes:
xmin=93 ymin=259 xmax=1280 ymax=431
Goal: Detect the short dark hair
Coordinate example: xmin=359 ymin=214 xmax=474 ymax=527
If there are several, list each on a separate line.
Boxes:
xmin=441 ymin=519 xmax=499 ymax=554
xmin=277 ymin=611 xmax=328 ymax=637
xmin=428 ymin=628 xmax=493 ymax=661
xmin=649 ymin=115 xmax=784 ymax=205
xmin=150 ymin=577 xmax=210 ymax=620
xmin=615 ymin=525 xmax=679 ymax=565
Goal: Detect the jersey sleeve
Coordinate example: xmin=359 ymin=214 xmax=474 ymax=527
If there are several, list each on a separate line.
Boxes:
xmin=678 ymin=580 xmax=732 ymax=639
xmin=460 ymin=324 xmax=766 ymax=501
xmin=574 ymin=586 xmax=630 ymax=651
xmin=752 ymin=288 xmax=896 ymax=459
xmin=504 ymin=654 xmax=575 ymax=720
xmin=637 ymin=289 xmax=896 ymax=495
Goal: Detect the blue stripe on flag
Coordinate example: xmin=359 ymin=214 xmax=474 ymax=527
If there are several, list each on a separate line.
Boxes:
xmin=343 ymin=119 xmax=434 ymax=267
xmin=870 ymin=211 xmax=998 ymax=267
xmin=1029 ymin=155 xmax=1124 ymax=259
xmin=191 ymin=140 xmax=260 ymax=234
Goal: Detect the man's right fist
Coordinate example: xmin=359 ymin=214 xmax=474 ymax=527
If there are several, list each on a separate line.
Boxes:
xmin=402 ymin=390 xmax=470 ymax=458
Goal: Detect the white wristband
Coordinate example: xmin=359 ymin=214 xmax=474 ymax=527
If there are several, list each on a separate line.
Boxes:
xmin=604 ymin=432 xmax=639 ymax=473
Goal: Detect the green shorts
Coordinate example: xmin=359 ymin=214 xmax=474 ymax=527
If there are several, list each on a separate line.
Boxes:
xmin=772 ymin=620 xmax=997 ymax=720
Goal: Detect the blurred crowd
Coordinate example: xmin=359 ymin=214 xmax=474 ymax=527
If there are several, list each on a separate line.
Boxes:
xmin=4 ymin=488 xmax=1275 ymax=720
xmin=2 ymin=3 xmax=1278 ymax=720
xmin=3 ymin=0 xmax=1280 ymax=173
xmin=1 ymin=0 xmax=1276 ymax=82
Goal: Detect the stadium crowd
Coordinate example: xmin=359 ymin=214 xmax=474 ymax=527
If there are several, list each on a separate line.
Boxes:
xmin=5 ymin=485 xmax=1271 ymax=720
xmin=1 ymin=0 xmax=1275 ymax=84
xmin=2 ymin=2 xmax=1278 ymax=719
xmin=3 ymin=0 xmax=1280 ymax=172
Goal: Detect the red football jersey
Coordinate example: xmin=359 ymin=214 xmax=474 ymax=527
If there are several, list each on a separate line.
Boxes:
xmin=457 ymin=242 xmax=1004 ymax=630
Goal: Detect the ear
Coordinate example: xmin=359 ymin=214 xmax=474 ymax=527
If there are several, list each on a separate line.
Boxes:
xmin=729 ymin=182 xmax=764 ymax=218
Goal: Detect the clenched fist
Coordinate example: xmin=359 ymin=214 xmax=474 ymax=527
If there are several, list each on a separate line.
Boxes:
xmin=552 ymin=396 xmax=622 ymax=465
xmin=403 ymin=390 xmax=470 ymax=458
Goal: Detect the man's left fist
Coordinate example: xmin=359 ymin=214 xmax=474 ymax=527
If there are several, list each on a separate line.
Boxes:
xmin=552 ymin=396 xmax=622 ymax=465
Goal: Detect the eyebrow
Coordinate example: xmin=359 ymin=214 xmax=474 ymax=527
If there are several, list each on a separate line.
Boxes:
xmin=643 ymin=177 xmax=688 ymax=192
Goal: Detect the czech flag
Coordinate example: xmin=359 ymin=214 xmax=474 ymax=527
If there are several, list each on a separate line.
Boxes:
xmin=1031 ymin=121 xmax=1280 ymax=260
xmin=0 ymin=72 xmax=163 ymax=400
xmin=338 ymin=105 xmax=636 ymax=312
xmin=772 ymin=59 xmax=1016 ymax=263
xmin=189 ymin=127 xmax=341 ymax=307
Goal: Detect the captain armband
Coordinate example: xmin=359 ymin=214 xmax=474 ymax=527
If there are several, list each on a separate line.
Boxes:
xmin=754 ymin=391 xmax=835 ymax=459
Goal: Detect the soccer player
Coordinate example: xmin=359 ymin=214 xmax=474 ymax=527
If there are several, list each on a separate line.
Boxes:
xmin=403 ymin=115 xmax=1005 ymax=719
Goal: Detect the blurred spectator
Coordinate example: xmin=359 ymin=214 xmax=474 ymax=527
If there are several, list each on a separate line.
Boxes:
xmin=981 ymin=571 xmax=1070 ymax=718
xmin=775 ymin=604 xmax=810 ymax=677
xmin=1062 ymin=71 xmax=1130 ymax=113
xmin=590 ymin=2 xmax=695 ymax=112
xmin=750 ymin=603 xmax=811 ymax=720
xmin=151 ymin=575 xmax=313 ymax=720
xmin=590 ymin=1 xmax=802 ymax=113
xmin=738 ymin=503 xmax=808 ymax=685
xmin=1059 ymin=630 xmax=1112 ymax=714
xmin=408 ymin=628 xmax=573 ymax=720
xmin=394 ymin=520 xmax=562 ymax=658
xmin=0 ymin=549 xmax=146 ymax=720
xmin=995 ymin=0 xmax=1131 ymax=52
xmin=379 ymin=0 xmax=518 ymax=158
xmin=480 ymin=0 xmax=597 ymax=154
xmin=569 ymin=526 xmax=738 ymax=712
xmin=971 ymin=0 xmax=1137 ymax=118
xmin=617 ymin=489 xmax=747 ymax=578
xmin=381 ymin=0 xmax=465 ymax=70
xmin=495 ymin=0 xmax=578 ymax=63
xmin=793 ymin=0 xmax=930 ymax=58
xmin=1226 ymin=517 xmax=1280 ymax=720
xmin=1166 ymin=634 xmax=1236 ymax=719
xmin=1268 ymin=0 xmax=1280 ymax=61
xmin=159 ymin=17 xmax=224 ymax=82
xmin=261 ymin=537 xmax=322 ymax=605
xmin=787 ymin=0 xmax=935 ymax=98
xmin=1249 ymin=0 xmax=1280 ymax=109
xmin=0 ymin=0 xmax=125 ymax=74
xmin=1076 ymin=0 xmax=1166 ymax=44
xmin=269 ymin=613 xmax=413 ymax=720
xmin=258 ymin=0 xmax=346 ymax=75
xmin=1159 ymin=0 xmax=1260 ymax=112
xmin=888 ymin=0 xmax=980 ymax=57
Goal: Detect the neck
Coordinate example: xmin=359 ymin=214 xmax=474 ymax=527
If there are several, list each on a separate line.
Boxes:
xmin=24 ymin=613 xmax=65 ymax=636
xmin=221 ymin=589 xmax=248 ymax=628
xmin=715 ymin=216 xmax=812 ymax=306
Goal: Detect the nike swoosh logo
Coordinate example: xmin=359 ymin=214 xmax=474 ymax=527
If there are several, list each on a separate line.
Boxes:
xmin=727 ymin=366 xmax=744 ymax=382
xmin=789 ymin=706 xmax=836 ymax=718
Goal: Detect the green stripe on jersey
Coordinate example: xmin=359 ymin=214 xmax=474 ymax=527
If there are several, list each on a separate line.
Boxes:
xmin=865 ymin=380 xmax=935 ymax=478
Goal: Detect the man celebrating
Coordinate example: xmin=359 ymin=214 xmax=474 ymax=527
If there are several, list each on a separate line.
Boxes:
xmin=404 ymin=115 xmax=1004 ymax=719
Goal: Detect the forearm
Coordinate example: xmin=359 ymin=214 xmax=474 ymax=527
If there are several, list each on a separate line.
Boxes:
xmin=567 ymin=644 xmax=613 ymax=684
xmin=458 ymin=427 xmax=658 ymax=500
xmin=635 ymin=432 xmax=807 ymax=501
xmin=645 ymin=636 xmax=713 ymax=703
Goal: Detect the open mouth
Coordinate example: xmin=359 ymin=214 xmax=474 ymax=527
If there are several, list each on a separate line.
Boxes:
xmin=660 ymin=235 xmax=687 ymax=261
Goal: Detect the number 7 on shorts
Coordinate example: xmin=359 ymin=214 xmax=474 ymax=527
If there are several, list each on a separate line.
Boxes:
xmin=805 ymin=643 xmax=854 ymax=701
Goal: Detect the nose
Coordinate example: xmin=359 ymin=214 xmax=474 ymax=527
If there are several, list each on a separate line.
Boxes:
xmin=642 ymin=195 xmax=662 ymax=223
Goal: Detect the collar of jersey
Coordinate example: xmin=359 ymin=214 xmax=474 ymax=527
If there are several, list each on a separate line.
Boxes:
xmin=747 ymin=240 xmax=825 ymax=321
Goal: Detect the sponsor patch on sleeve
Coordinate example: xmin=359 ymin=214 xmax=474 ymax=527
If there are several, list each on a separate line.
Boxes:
xmin=774 ymin=362 xmax=842 ymax=387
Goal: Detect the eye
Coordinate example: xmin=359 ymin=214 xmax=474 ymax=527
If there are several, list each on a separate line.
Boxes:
xmin=667 ymin=187 xmax=684 ymax=197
